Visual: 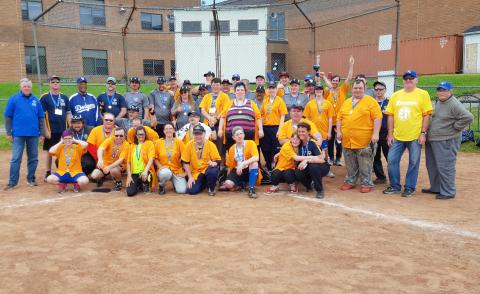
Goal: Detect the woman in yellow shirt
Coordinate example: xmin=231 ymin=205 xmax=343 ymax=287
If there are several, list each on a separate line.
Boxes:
xmin=155 ymin=122 xmax=186 ymax=195
xmin=220 ymin=126 xmax=261 ymax=198
xmin=267 ymin=133 xmax=301 ymax=194
xmin=46 ymin=130 xmax=89 ymax=193
xmin=126 ymin=126 xmax=155 ymax=197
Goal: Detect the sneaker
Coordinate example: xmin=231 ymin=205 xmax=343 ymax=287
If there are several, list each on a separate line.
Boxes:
xmin=142 ymin=183 xmax=150 ymax=193
xmin=58 ymin=183 xmax=67 ymax=193
xmin=373 ymin=178 xmax=387 ymax=185
xmin=360 ymin=185 xmax=372 ymax=193
xmin=327 ymin=171 xmax=335 ymax=178
xmin=266 ymin=186 xmax=280 ymax=194
xmin=316 ymin=190 xmax=325 ymax=199
xmin=383 ymin=186 xmax=401 ymax=195
xmin=73 ymin=183 xmax=81 ymax=193
xmin=44 ymin=171 xmax=51 ymax=182
xmin=340 ymin=183 xmax=355 ymax=190
xmin=289 ymin=183 xmax=298 ymax=193
xmin=113 ymin=181 xmax=122 ymax=191
xmin=334 ymin=159 xmax=342 ymax=166
xmin=26 ymin=179 xmax=38 ymax=187
xmin=248 ymin=187 xmax=257 ymax=199
xmin=436 ymin=194 xmax=455 ymax=200
xmin=96 ymin=178 xmax=104 ymax=188
xmin=158 ymin=185 xmax=166 ymax=195
xmin=327 ymin=158 xmax=334 ymax=166
xmin=208 ymin=188 xmax=216 ymax=196
xmin=421 ymin=188 xmax=439 ymax=195
xmin=4 ymin=184 xmax=15 ymax=191
xmin=402 ymin=188 xmax=415 ymax=198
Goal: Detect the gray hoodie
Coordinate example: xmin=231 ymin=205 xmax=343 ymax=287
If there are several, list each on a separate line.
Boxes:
xmin=427 ymin=95 xmax=473 ymax=141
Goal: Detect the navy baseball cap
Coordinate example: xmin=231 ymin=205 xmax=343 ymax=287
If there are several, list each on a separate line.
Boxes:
xmin=314 ymin=85 xmax=324 ymax=90
xmin=71 ymin=114 xmax=84 ymax=122
xmin=221 ymin=79 xmax=231 ymax=85
xmin=156 ymin=76 xmax=166 ymax=84
xmin=305 ymin=79 xmax=316 ymax=86
xmin=188 ymin=111 xmax=201 ymax=117
xmin=267 ymin=81 xmax=276 ymax=88
xmin=255 ymin=74 xmax=265 ymax=80
xmin=127 ymin=105 xmax=140 ymax=112
xmin=291 ymin=105 xmax=304 ymax=111
xmin=193 ymin=125 xmax=205 ymax=134
xmin=256 ymin=85 xmax=265 ymax=93
xmin=179 ymin=86 xmax=189 ymax=92
xmin=76 ymin=76 xmax=88 ymax=84
xmin=232 ymin=74 xmax=241 ymax=81
xmin=403 ymin=70 xmax=417 ymax=79
xmin=198 ymin=84 xmax=208 ymax=90
xmin=437 ymin=81 xmax=453 ymax=91
xmin=183 ymin=79 xmax=192 ymax=86
xmin=130 ymin=77 xmax=140 ymax=83
xmin=290 ymin=79 xmax=300 ymax=85
xmin=169 ymin=76 xmax=177 ymax=81
xmin=204 ymin=71 xmax=215 ymax=77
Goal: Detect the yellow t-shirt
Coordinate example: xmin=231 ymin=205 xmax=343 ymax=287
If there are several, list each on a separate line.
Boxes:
xmin=87 ymin=126 xmax=114 ymax=149
xmin=199 ymin=91 xmax=230 ymax=124
xmin=303 ymin=99 xmax=334 ymax=139
xmin=261 ymin=96 xmax=288 ymax=126
xmin=337 ymin=96 xmax=383 ymax=149
xmin=99 ymin=137 xmax=130 ymax=167
xmin=278 ymin=118 xmax=319 ymax=143
xmin=325 ymin=82 xmax=350 ymax=122
xmin=127 ymin=126 xmax=159 ymax=144
xmin=52 ymin=143 xmax=86 ymax=176
xmin=181 ymin=140 xmax=221 ymax=180
xmin=154 ymin=137 xmax=185 ymax=176
xmin=385 ymin=88 xmax=433 ymax=141
xmin=225 ymin=140 xmax=259 ymax=169
xmin=274 ymin=142 xmax=297 ymax=171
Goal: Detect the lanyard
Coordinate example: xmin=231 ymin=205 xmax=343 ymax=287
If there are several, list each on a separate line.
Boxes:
xmin=165 ymin=138 xmax=174 ymax=160
xmin=74 ymin=129 xmax=85 ymax=141
xmin=378 ymin=99 xmax=386 ymax=110
xmin=103 ymin=128 xmax=111 ymax=140
xmin=316 ymin=99 xmax=324 ymax=114
xmin=194 ymin=142 xmax=205 ymax=160
xmin=50 ymin=92 xmax=61 ymax=108
xmin=266 ymin=97 xmax=275 ymax=114
xmin=112 ymin=143 xmax=121 ymax=159
xmin=105 ymin=92 xmax=115 ymax=105
xmin=135 ymin=144 xmax=142 ymax=160
xmin=235 ymin=143 xmax=245 ymax=163
xmin=352 ymin=98 xmax=361 ymax=110
xmin=181 ymin=102 xmax=190 ymax=113
xmin=211 ymin=94 xmax=218 ymax=108
xmin=64 ymin=145 xmax=74 ymax=168
xmin=300 ymin=140 xmax=310 ymax=156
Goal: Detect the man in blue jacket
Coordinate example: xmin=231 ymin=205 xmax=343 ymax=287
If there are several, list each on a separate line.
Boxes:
xmin=69 ymin=77 xmax=102 ymax=127
xmin=4 ymin=78 xmax=45 ymax=190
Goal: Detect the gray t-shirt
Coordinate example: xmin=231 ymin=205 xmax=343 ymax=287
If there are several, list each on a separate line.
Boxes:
xmin=245 ymin=91 xmax=256 ymax=101
xmin=124 ymin=92 xmax=150 ymax=119
xmin=149 ymin=89 xmax=174 ymax=124
xmin=282 ymin=93 xmax=309 ymax=120
xmin=116 ymin=118 xmax=151 ymax=133
xmin=172 ymin=102 xmax=198 ymax=130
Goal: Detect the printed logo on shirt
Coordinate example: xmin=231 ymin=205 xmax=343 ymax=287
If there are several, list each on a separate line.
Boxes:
xmin=398 ymin=107 xmax=411 ymax=121
xmin=74 ymin=104 xmax=96 ymax=113
xmin=31 ymin=100 xmax=37 ymax=107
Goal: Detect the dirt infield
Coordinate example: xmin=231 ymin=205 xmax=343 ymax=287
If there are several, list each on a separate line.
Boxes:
xmin=1 ymin=151 xmax=479 ymax=293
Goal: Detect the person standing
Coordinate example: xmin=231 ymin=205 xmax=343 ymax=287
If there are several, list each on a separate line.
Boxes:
xmin=97 ymin=77 xmax=127 ymax=119
xmin=424 ymin=81 xmax=473 ymax=200
xmin=124 ymin=77 xmax=152 ymax=121
xmin=4 ymin=78 xmax=45 ymax=190
xmin=372 ymin=81 xmax=390 ymax=184
xmin=337 ymin=80 xmax=382 ymax=193
xmin=383 ymin=70 xmax=433 ymax=197
xmin=149 ymin=76 xmax=174 ymax=138
xmin=171 ymin=86 xmax=196 ymax=130
xmin=282 ymin=79 xmax=308 ymax=120
xmin=69 ymin=77 xmax=102 ymax=127
xmin=40 ymin=75 xmax=71 ymax=181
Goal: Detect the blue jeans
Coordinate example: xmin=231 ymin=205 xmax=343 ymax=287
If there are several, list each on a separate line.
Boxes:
xmin=187 ymin=167 xmax=219 ymax=195
xmin=9 ymin=136 xmax=39 ymax=186
xmin=387 ymin=139 xmax=422 ymax=191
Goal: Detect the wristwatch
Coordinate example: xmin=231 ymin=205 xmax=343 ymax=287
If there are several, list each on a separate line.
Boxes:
xmin=421 ymin=131 xmax=427 ymax=135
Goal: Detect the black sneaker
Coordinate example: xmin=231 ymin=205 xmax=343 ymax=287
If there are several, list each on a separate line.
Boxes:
xmin=142 ymin=183 xmax=150 ymax=193
xmin=421 ymin=188 xmax=439 ymax=195
xmin=113 ymin=181 xmax=122 ymax=191
xmin=316 ymin=190 xmax=325 ymax=199
xmin=44 ymin=171 xmax=51 ymax=182
xmin=96 ymin=178 xmax=104 ymax=188
xmin=208 ymin=188 xmax=216 ymax=196
xmin=402 ymin=188 xmax=415 ymax=198
xmin=383 ymin=186 xmax=401 ymax=195
xmin=4 ymin=184 xmax=15 ymax=191
xmin=436 ymin=194 xmax=455 ymax=200
xmin=373 ymin=178 xmax=387 ymax=185
xmin=248 ymin=187 xmax=257 ymax=199
xmin=26 ymin=179 xmax=38 ymax=187
xmin=158 ymin=185 xmax=166 ymax=195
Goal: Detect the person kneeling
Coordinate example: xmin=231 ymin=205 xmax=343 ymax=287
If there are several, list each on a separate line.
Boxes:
xmin=46 ymin=130 xmax=89 ymax=193
xmin=267 ymin=134 xmax=301 ymax=194
xmin=126 ymin=126 xmax=155 ymax=197
xmin=293 ymin=123 xmax=330 ymax=199
xmin=220 ymin=127 xmax=261 ymax=198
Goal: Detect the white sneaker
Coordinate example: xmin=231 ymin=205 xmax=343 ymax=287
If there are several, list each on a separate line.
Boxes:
xmin=327 ymin=171 xmax=335 ymax=178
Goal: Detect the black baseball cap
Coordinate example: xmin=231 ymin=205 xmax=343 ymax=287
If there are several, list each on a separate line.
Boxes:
xmin=127 ymin=105 xmax=140 ymax=112
xmin=256 ymin=85 xmax=265 ymax=93
xmin=169 ymin=76 xmax=177 ymax=81
xmin=255 ymin=74 xmax=265 ymax=80
xmin=188 ymin=111 xmax=201 ymax=117
xmin=290 ymin=79 xmax=300 ymax=85
xmin=204 ymin=71 xmax=215 ymax=77
xmin=221 ymin=79 xmax=231 ymax=85
xmin=180 ymin=86 xmax=189 ymax=93
xmin=193 ymin=125 xmax=205 ymax=134
xmin=291 ymin=105 xmax=304 ymax=111
xmin=183 ymin=79 xmax=192 ymax=86
xmin=130 ymin=77 xmax=140 ymax=83
xmin=156 ymin=76 xmax=166 ymax=84
xmin=373 ymin=81 xmax=386 ymax=88
xmin=198 ymin=84 xmax=208 ymax=90
xmin=71 ymin=114 xmax=84 ymax=122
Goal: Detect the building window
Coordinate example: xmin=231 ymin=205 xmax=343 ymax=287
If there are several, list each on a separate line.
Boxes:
xmin=141 ymin=13 xmax=163 ymax=31
xmin=143 ymin=59 xmax=165 ymax=76
xmin=25 ymin=46 xmax=47 ymax=74
xmin=168 ymin=14 xmax=175 ymax=32
xmin=182 ymin=21 xmax=202 ymax=36
xmin=268 ymin=12 xmax=286 ymax=41
xmin=82 ymin=49 xmax=108 ymax=75
xmin=238 ymin=19 xmax=258 ymax=35
xmin=22 ymin=0 xmax=43 ymax=20
xmin=271 ymin=53 xmax=286 ymax=79
xmin=170 ymin=60 xmax=176 ymax=77
xmin=80 ymin=0 xmax=105 ymax=27
xmin=210 ymin=20 xmax=230 ymax=36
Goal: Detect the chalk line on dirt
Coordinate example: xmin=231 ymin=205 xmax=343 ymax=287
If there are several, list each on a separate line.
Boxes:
xmin=0 ymin=193 xmax=89 ymax=209
xmin=285 ymin=193 xmax=480 ymax=240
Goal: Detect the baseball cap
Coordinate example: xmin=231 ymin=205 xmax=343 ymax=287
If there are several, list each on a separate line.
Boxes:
xmin=232 ymin=74 xmax=241 ymax=81
xmin=198 ymin=83 xmax=208 ymax=90
xmin=183 ymin=79 xmax=192 ymax=86
xmin=62 ymin=130 xmax=73 ymax=138
xmin=373 ymin=81 xmax=386 ymax=88
xmin=169 ymin=76 xmax=177 ymax=81
xmin=255 ymin=74 xmax=265 ymax=80
xmin=291 ymin=105 xmax=304 ymax=111
xmin=314 ymin=85 xmax=324 ymax=90
xmin=127 ymin=105 xmax=140 ymax=112
xmin=305 ymin=79 xmax=316 ymax=86
xmin=179 ymin=85 xmax=189 ymax=93
xmin=156 ymin=76 xmax=166 ymax=84
xmin=256 ymin=85 xmax=265 ymax=93
xmin=192 ymin=125 xmax=205 ymax=134
xmin=106 ymin=76 xmax=117 ymax=84
xmin=437 ymin=81 xmax=453 ymax=91
xmin=76 ymin=76 xmax=88 ymax=84
xmin=204 ymin=71 xmax=215 ymax=77
xmin=267 ymin=81 xmax=276 ymax=88
xmin=278 ymin=71 xmax=290 ymax=78
xmin=130 ymin=77 xmax=140 ymax=83
xmin=71 ymin=115 xmax=84 ymax=122
xmin=188 ymin=111 xmax=201 ymax=117
xmin=403 ymin=70 xmax=417 ymax=79
xmin=290 ymin=79 xmax=300 ymax=85
xmin=304 ymin=74 xmax=314 ymax=81
xmin=221 ymin=79 xmax=232 ymax=85
xmin=49 ymin=75 xmax=60 ymax=82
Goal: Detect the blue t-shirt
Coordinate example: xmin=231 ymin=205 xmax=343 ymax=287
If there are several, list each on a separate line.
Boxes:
xmin=69 ymin=92 xmax=102 ymax=127
xmin=297 ymin=139 xmax=321 ymax=157
xmin=97 ymin=92 xmax=127 ymax=117
xmin=4 ymin=91 xmax=45 ymax=137
xmin=40 ymin=92 xmax=70 ymax=134
xmin=377 ymin=98 xmax=389 ymax=134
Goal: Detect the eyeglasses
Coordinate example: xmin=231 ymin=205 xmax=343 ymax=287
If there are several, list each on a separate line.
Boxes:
xmin=114 ymin=135 xmax=124 ymax=138
xmin=374 ymin=88 xmax=385 ymax=91
xmin=104 ymin=119 xmax=114 ymax=122
xmin=107 ymin=82 xmax=116 ymax=85
xmin=136 ymin=133 xmax=146 ymax=136
xmin=403 ymin=77 xmax=415 ymax=81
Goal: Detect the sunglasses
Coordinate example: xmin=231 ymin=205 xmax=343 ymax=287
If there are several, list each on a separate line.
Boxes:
xmin=114 ymin=135 xmax=124 ymax=137
xmin=104 ymin=119 xmax=114 ymax=122
xmin=107 ymin=82 xmax=116 ymax=85
xmin=374 ymin=88 xmax=385 ymax=91
xmin=403 ymin=77 xmax=415 ymax=81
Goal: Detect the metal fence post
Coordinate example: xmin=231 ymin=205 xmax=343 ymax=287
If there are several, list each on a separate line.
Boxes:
xmin=31 ymin=21 xmax=42 ymax=95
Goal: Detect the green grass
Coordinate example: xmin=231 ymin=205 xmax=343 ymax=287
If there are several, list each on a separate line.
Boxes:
xmin=395 ymin=73 xmax=480 ymax=97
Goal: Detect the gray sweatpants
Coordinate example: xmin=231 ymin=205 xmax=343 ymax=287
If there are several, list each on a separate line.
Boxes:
xmin=425 ymin=136 xmax=461 ymax=196
xmin=157 ymin=168 xmax=187 ymax=194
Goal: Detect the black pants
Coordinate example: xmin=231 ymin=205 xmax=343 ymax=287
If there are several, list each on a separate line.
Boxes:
xmin=373 ymin=133 xmax=389 ymax=180
xmin=271 ymin=169 xmax=296 ymax=186
xmin=328 ymin=128 xmax=342 ymax=161
xmin=155 ymin=124 xmax=165 ymax=139
xmin=81 ymin=153 xmax=96 ymax=175
xmin=260 ymin=126 xmax=280 ymax=171
xmin=127 ymin=173 xmax=151 ymax=197
xmin=295 ymin=163 xmax=330 ymax=192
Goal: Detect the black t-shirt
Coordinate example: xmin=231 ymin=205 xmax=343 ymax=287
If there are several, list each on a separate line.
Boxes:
xmin=40 ymin=93 xmax=70 ymax=134
xmin=297 ymin=139 xmax=321 ymax=157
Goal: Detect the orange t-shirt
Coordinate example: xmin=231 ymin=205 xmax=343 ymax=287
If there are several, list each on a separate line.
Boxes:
xmin=87 ymin=126 xmax=114 ymax=149
xmin=303 ymin=99 xmax=334 ymax=139
xmin=99 ymin=137 xmax=130 ymax=167
xmin=278 ymin=118 xmax=319 ymax=143
xmin=52 ymin=143 xmax=87 ymax=176
xmin=325 ymin=82 xmax=350 ymax=122
xmin=127 ymin=126 xmax=159 ymax=144
xmin=181 ymin=140 xmax=221 ymax=180
xmin=154 ymin=137 xmax=185 ymax=176
xmin=261 ymin=96 xmax=288 ymax=126
xmin=199 ymin=91 xmax=230 ymax=124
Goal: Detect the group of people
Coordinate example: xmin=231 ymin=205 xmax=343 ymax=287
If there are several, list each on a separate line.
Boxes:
xmin=4 ymin=57 xmax=474 ymax=200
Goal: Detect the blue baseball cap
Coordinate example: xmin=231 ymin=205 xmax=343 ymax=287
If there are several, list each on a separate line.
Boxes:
xmin=402 ymin=70 xmax=417 ymax=79
xmin=437 ymin=81 xmax=453 ymax=91
xmin=76 ymin=76 xmax=88 ymax=84
xmin=304 ymin=74 xmax=314 ymax=81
